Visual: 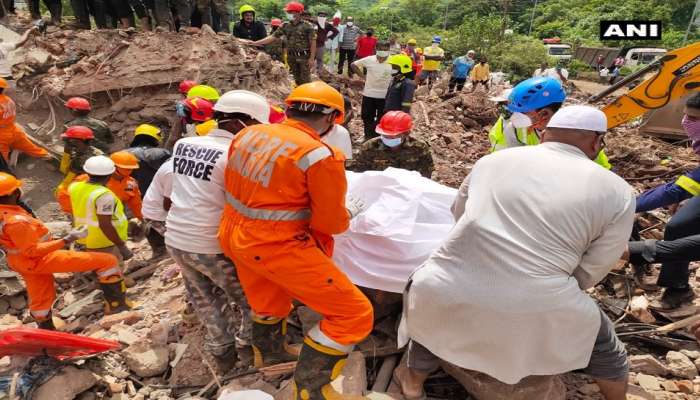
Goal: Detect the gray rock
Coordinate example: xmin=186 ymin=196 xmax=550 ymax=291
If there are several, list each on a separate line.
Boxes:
xmin=123 ymin=340 xmax=170 ymax=378
xmin=8 ymin=294 xmax=27 ymax=310
xmin=666 ymin=351 xmax=698 ymax=379
xmin=31 ymin=365 xmax=97 ymax=400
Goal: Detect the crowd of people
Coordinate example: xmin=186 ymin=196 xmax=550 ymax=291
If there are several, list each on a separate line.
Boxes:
xmin=2 ymin=3 xmax=700 ymax=400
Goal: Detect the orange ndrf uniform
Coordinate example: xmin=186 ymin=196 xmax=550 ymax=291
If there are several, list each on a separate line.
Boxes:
xmin=0 ymin=205 xmax=119 ymax=319
xmin=0 ymin=94 xmax=48 ymax=162
xmin=218 ymin=118 xmax=373 ymax=349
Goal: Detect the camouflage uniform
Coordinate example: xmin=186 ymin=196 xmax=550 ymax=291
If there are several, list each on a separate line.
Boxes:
xmin=166 ymin=246 xmax=252 ymax=356
xmin=67 ymin=144 xmax=103 ymax=175
xmin=273 ymin=19 xmax=316 ymax=85
xmin=196 ymin=0 xmax=230 ymax=33
xmin=350 ymin=136 xmax=434 ymax=178
xmin=264 ymin=36 xmax=286 ymax=63
xmin=65 ymin=116 xmax=114 ymax=153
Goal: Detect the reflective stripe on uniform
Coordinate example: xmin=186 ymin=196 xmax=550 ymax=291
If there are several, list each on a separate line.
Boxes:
xmin=296 ymin=146 xmax=332 ymax=172
xmin=96 ymin=266 xmax=121 ymax=279
xmin=30 ymin=309 xmax=50 ymax=317
xmin=308 ymin=323 xmax=354 ymax=353
xmin=676 ymin=175 xmax=700 ymax=196
xmin=225 ymin=193 xmax=311 ymax=221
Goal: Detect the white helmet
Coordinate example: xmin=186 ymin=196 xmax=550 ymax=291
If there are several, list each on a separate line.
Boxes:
xmin=213 ymin=90 xmax=270 ymax=124
xmin=83 ymin=155 xmax=116 ymax=176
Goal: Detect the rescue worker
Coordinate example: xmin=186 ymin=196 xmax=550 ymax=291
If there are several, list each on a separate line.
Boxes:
xmin=469 ymin=55 xmax=490 ymax=92
xmin=420 ymin=36 xmax=444 ymax=87
xmin=384 ymin=54 xmax=416 ymax=113
xmin=634 ymin=93 xmax=700 ymax=309
xmin=218 ymin=81 xmax=373 ymax=399
xmin=141 ymin=158 xmax=172 ymax=259
xmin=68 ymin=156 xmax=133 ymax=269
xmin=0 ymin=78 xmax=49 ymax=170
xmin=233 ymin=5 xmax=267 ymax=41
xmin=247 ymin=2 xmax=316 ymax=85
xmin=350 ymin=111 xmax=433 ymax=178
xmin=64 ymin=97 xmax=113 ymax=153
xmin=167 ymin=90 xmax=270 ymax=368
xmin=0 ymin=173 xmax=130 ymax=330
xmin=164 ymin=80 xmax=200 ymax=149
xmin=165 ymin=96 xmax=216 ymax=149
xmin=489 ymin=77 xmax=611 ymax=169
xmin=126 ymin=124 xmax=171 ymax=196
xmin=195 ymin=0 xmax=230 ymax=32
xmin=56 ymin=126 xmax=102 ymax=202
xmin=264 ymin=18 xmax=285 ymax=62
xmin=404 ymin=38 xmax=420 ymax=80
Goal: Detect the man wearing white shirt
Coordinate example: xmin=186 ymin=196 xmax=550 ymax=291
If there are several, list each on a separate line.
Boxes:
xmin=141 ymin=159 xmax=172 ymax=258
xmin=165 ymin=90 xmax=269 ymax=368
xmin=351 ymin=41 xmax=393 ymax=141
xmin=394 ymin=105 xmax=635 ymax=400
xmin=545 ymin=65 xmax=569 ymax=83
xmin=322 ymin=124 xmax=353 ymax=159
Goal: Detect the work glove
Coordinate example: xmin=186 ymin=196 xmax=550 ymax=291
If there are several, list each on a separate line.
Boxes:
xmin=62 ymin=226 xmax=88 ymax=243
xmin=346 ymin=195 xmax=366 ymax=219
xmin=118 ymin=244 xmax=134 ymax=261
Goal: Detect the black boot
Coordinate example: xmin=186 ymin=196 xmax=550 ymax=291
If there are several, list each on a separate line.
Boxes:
xmin=651 ymin=287 xmax=696 ymax=310
xmin=293 ymin=337 xmax=365 ymax=399
xmin=251 ymin=317 xmax=298 ymax=368
xmin=100 ymin=277 xmax=132 ymax=314
xmin=35 ymin=313 xmax=56 ymax=330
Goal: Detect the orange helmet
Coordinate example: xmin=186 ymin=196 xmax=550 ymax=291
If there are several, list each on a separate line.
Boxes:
xmin=271 ymin=18 xmax=282 ymax=27
xmin=179 ymin=80 xmax=198 ymax=95
xmin=110 ymin=151 xmax=139 ymax=169
xmin=66 ymin=97 xmax=91 ymax=111
xmin=0 ymin=78 xmax=8 ymax=89
xmin=61 ymin=125 xmax=95 ymax=140
xmin=285 ymin=81 xmax=345 ymax=123
xmin=376 ymin=111 xmax=413 ymax=136
xmin=0 ymin=173 xmax=21 ymax=196
xmin=285 ymin=1 xmax=304 ymax=12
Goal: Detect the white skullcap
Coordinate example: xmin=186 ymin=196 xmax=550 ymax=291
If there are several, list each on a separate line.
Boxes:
xmin=547 ymin=105 xmax=608 ymax=133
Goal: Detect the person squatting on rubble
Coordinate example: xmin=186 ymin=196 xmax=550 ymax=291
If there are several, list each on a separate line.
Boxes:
xmin=233 ymin=5 xmax=267 ymax=41
xmin=448 ymin=50 xmax=475 ymax=93
xmin=349 ymin=111 xmax=434 ymax=178
xmin=393 ymin=105 xmax=635 ymax=400
xmin=166 ymin=90 xmax=272 ymax=369
xmin=0 ymin=173 xmax=132 ymax=330
xmin=633 ymin=93 xmax=700 ymax=310
xmin=384 ymin=54 xmax=416 ymax=114
xmin=488 ymin=76 xmax=612 ymax=169
xmin=166 ymin=91 xmax=218 ymax=150
xmin=314 ymin=11 xmax=339 ymax=72
xmin=246 ymin=2 xmax=316 ymax=86
xmin=351 ymin=40 xmax=392 ymax=141
xmin=218 ymin=81 xmax=373 ymax=399
xmin=65 ymin=97 xmax=114 ymax=153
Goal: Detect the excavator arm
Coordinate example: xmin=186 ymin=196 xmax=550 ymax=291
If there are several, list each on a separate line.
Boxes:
xmin=591 ymin=42 xmax=700 ymax=129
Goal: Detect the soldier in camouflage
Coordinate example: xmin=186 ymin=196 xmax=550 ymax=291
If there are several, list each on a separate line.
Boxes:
xmin=167 ymin=248 xmax=252 ymax=360
xmin=264 ymin=18 xmax=285 ymax=62
xmin=349 ymin=111 xmax=434 ymax=179
xmin=247 ymin=2 xmax=315 ymax=85
xmin=65 ymin=97 xmax=113 ymax=153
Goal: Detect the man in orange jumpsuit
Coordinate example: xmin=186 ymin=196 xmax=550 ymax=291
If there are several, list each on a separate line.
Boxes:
xmin=57 ymin=151 xmax=143 ymax=220
xmin=0 ymin=173 xmax=129 ymax=330
xmin=218 ymin=81 xmax=372 ymax=399
xmin=0 ymin=78 xmax=49 ymax=169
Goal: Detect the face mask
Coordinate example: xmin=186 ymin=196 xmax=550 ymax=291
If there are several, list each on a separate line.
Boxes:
xmin=286 ymin=13 xmax=295 ymax=21
xmin=381 ymin=136 xmax=402 ymax=147
xmin=376 ymin=50 xmax=389 ymax=58
xmin=391 ymin=69 xmax=400 ymax=76
xmin=346 ymin=21 xmax=353 ymax=27
xmin=510 ymin=112 xmax=533 ymax=129
xmin=431 ymin=43 xmax=438 ymax=47
xmin=318 ymin=17 xmax=326 ymax=26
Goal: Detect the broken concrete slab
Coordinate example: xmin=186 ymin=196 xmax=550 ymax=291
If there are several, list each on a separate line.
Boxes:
xmin=58 ymin=289 xmax=102 ymax=318
xmin=31 ymin=365 xmax=98 ymax=400
xmin=666 ymin=351 xmax=698 ymax=379
xmin=8 ymin=294 xmax=27 ymax=310
xmin=636 ymin=373 xmax=662 ymax=391
xmin=98 ymin=310 xmax=144 ymax=329
xmin=0 ymin=273 xmax=26 ymax=297
xmin=123 ymin=339 xmax=170 ymax=378
xmin=329 ymin=351 xmax=366 ymax=396
xmin=630 ymin=354 xmax=670 ymax=376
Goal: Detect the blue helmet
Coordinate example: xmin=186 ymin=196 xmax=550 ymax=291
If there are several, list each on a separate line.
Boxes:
xmin=432 ymin=35 xmax=442 ymax=43
xmin=507 ymin=77 xmax=566 ymax=113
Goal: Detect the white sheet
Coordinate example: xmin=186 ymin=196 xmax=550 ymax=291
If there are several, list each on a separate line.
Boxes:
xmin=333 ymin=168 xmax=457 ymax=293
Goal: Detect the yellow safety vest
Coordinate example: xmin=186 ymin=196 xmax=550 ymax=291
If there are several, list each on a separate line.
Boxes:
xmin=68 ymin=181 xmax=128 ymax=249
xmin=488 ymin=115 xmax=612 ymax=169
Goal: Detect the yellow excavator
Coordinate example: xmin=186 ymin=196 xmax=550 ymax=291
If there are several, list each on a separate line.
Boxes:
xmin=589 ymin=41 xmax=700 ymax=134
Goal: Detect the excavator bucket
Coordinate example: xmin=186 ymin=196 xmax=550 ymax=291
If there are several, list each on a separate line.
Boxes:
xmin=638 ymin=94 xmax=693 ymax=139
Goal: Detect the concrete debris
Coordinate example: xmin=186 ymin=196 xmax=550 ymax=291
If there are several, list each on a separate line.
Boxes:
xmin=0 ymin=272 xmax=26 ymax=297
xmin=0 ymin=314 xmax=22 ymax=330
xmin=123 ymin=339 xmax=170 ymax=378
xmin=661 ymin=380 xmax=680 ymax=392
xmin=681 ymin=350 xmax=700 ymax=360
xmin=666 ymin=351 xmax=698 ymax=379
xmin=577 ymin=382 xmax=600 ymax=395
xmin=31 ymin=365 xmax=98 ymax=400
xmin=58 ymin=288 xmax=103 ymax=318
xmin=675 ymin=380 xmax=694 ymax=394
xmin=630 ymin=355 xmax=671 ymax=376
xmin=8 ymin=294 xmax=26 ymax=310
xmin=637 ymin=373 xmax=662 ymax=391
xmin=630 ymin=295 xmax=656 ymax=323
xmin=99 ymin=310 xmax=144 ymax=329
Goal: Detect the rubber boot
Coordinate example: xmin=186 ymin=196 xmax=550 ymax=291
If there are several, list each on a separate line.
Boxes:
xmin=251 ymin=317 xmax=299 ymax=368
xmin=35 ymin=313 xmax=56 ymax=330
xmin=293 ymin=337 xmax=366 ymax=400
xmin=100 ymin=277 xmax=132 ymax=314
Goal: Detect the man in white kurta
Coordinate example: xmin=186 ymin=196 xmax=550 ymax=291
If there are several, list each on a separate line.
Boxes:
xmin=396 ymin=105 xmax=635 ymax=400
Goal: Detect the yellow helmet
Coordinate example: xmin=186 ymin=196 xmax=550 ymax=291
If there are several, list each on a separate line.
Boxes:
xmin=187 ymin=85 xmax=220 ymax=101
xmin=387 ymin=54 xmax=413 ymax=74
xmin=134 ymin=124 xmax=162 ymax=142
xmin=195 ymin=119 xmax=218 ymax=136
xmin=239 ymin=4 xmax=255 ymax=17
xmin=407 ymin=38 xmax=417 ymax=45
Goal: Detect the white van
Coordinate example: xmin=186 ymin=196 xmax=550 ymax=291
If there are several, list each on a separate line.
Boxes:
xmin=545 ymin=43 xmax=573 ymax=61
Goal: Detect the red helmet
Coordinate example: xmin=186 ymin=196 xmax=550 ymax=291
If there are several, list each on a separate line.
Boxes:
xmin=376 ymin=111 xmax=413 ymax=136
xmin=65 ymin=97 xmax=91 ymax=111
xmin=268 ymin=104 xmax=286 ymax=123
xmin=270 ymin=18 xmax=282 ymax=27
xmin=284 ymin=2 xmax=304 ymax=12
xmin=179 ymin=80 xmax=198 ymax=95
xmin=183 ymin=97 xmax=214 ymax=122
xmin=61 ymin=125 xmax=95 ymax=140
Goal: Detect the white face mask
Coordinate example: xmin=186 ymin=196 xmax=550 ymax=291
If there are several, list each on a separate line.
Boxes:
xmin=318 ymin=17 xmax=327 ymax=26
xmin=376 ymin=50 xmax=390 ymax=58
xmin=286 ymin=13 xmax=295 ymax=21
xmin=346 ymin=21 xmax=354 ymax=27
xmin=510 ymin=112 xmax=533 ymax=129
xmin=381 ymin=136 xmax=402 ymax=147
xmin=431 ymin=42 xmax=438 ymax=47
